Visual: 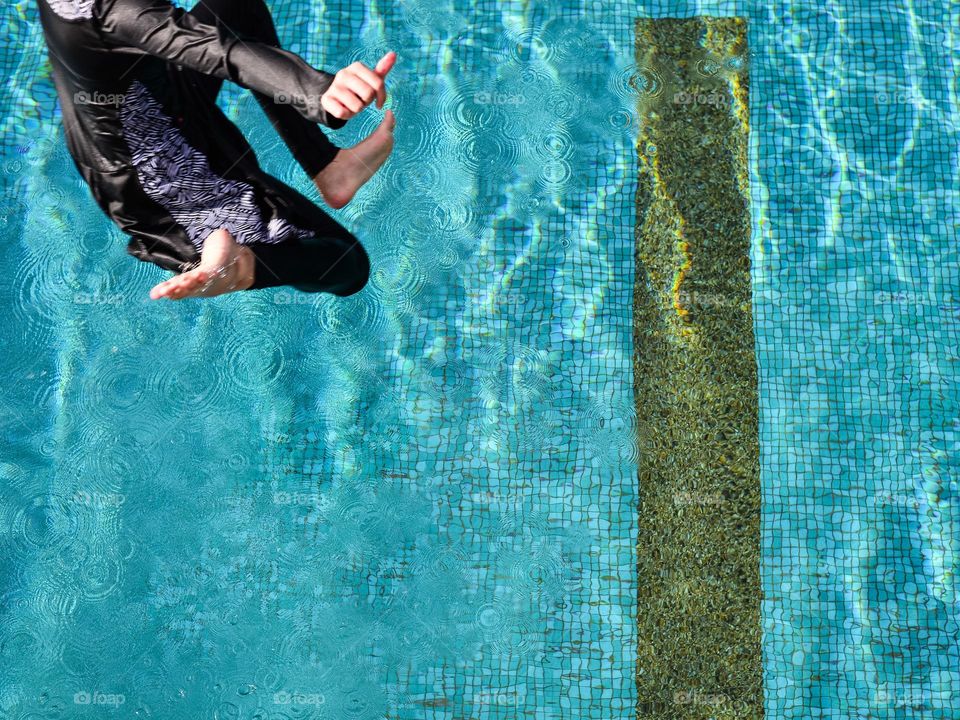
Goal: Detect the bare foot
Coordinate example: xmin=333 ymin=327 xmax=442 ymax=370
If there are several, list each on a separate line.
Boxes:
xmin=314 ymin=109 xmax=395 ymax=209
xmin=150 ymin=228 xmax=255 ymax=300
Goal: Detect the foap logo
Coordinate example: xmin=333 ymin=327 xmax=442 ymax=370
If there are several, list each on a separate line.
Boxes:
xmin=273 ymin=690 xmax=326 ymax=706
xmin=272 ymin=290 xmax=317 ymax=306
xmin=274 ymin=92 xmax=323 ymax=114
xmin=73 ymin=292 xmax=124 ymax=306
xmin=875 ymin=687 xmax=928 ymax=708
xmin=71 ymin=490 xmax=127 ymax=508
xmin=673 ymin=689 xmax=745 ymax=710
xmin=473 ymin=90 xmax=526 ymax=106
xmin=273 ymin=491 xmax=328 ymax=508
xmin=74 ymin=690 xmax=125 ymax=707
xmin=673 ymin=88 xmax=728 ymax=110
xmin=672 ymin=491 xmax=725 ymax=508
xmin=474 ymin=690 xmax=522 ymax=707
xmin=74 ymin=91 xmax=127 ymax=107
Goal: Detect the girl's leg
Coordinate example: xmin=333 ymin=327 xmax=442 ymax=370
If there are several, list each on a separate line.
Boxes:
xmin=247 ymin=235 xmax=370 ymax=296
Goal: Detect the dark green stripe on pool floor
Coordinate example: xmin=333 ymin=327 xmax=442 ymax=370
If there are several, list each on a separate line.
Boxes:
xmin=633 ymin=18 xmax=762 ymax=720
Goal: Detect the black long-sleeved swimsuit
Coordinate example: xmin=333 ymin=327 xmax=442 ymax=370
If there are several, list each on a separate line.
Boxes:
xmin=38 ymin=0 xmax=370 ymax=295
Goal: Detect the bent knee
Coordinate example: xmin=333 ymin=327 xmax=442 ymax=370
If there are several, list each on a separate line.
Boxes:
xmin=336 ymin=240 xmax=370 ymax=297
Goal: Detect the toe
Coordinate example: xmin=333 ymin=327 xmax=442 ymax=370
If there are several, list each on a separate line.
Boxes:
xmin=150 ymin=279 xmax=176 ymax=300
xmin=381 ymin=110 xmax=396 ymax=133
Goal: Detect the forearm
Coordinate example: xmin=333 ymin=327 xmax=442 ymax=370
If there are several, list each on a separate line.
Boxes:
xmin=94 ymin=0 xmax=344 ymax=127
xmin=227 ymin=42 xmax=345 ymax=129
xmin=254 ymin=93 xmax=341 ymax=178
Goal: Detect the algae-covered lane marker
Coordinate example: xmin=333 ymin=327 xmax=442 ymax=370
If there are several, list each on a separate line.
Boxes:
xmin=633 ymin=17 xmax=762 ymax=720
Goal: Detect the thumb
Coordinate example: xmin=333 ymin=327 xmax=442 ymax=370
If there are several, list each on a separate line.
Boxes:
xmin=375 ymin=51 xmax=397 ymax=77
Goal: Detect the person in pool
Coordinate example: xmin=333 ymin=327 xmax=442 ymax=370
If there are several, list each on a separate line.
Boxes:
xmin=38 ymin=0 xmax=396 ymax=300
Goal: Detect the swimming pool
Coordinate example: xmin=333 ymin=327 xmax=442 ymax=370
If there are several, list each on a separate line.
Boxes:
xmin=1 ymin=0 xmax=958 ymax=718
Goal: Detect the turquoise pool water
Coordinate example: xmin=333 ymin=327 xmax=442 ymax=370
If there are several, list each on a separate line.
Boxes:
xmin=0 ymin=1 xmax=639 ymax=718
xmin=2 ymin=0 xmax=959 ymax=718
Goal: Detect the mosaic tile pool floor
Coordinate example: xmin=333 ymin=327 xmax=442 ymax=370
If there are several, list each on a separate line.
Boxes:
xmin=0 ymin=0 xmax=958 ymax=718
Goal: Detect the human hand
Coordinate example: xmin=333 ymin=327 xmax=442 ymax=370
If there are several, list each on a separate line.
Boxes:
xmin=321 ymin=51 xmax=397 ymax=121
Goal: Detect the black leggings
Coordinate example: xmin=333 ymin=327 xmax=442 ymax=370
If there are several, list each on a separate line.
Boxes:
xmin=248 ymin=234 xmax=370 ymax=296
xmin=186 ymin=0 xmax=369 ymax=296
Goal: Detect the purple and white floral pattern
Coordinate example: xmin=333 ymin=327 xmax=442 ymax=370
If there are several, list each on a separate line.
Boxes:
xmin=118 ymin=80 xmax=315 ymax=250
xmin=44 ymin=0 xmax=95 ymax=21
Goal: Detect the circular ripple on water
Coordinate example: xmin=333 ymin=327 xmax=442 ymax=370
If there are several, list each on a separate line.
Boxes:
xmin=392 ymin=95 xmax=440 ymax=164
xmin=367 ymin=247 xmax=427 ymax=309
xmin=229 ymin=299 xmax=293 ymax=341
xmin=332 ymin=293 xmax=387 ymax=343
xmin=112 ymin=422 xmax=170 ymax=482
xmin=501 ymin=27 xmax=556 ymax=64
xmin=3 ymin=156 xmax=27 ymax=178
xmin=405 ymin=158 xmax=442 ymax=193
xmin=425 ymin=357 xmax=469 ymax=397
xmin=75 ymin=226 xmax=116 ymax=260
xmin=519 ymin=64 xmax=550 ymax=87
xmin=408 ymin=195 xmax=456 ymax=239
xmin=314 ymin=296 xmax=356 ymax=339
xmin=695 ymin=57 xmax=723 ymax=78
xmin=515 ymin=415 xmax=549 ymax=457
xmin=551 ymin=88 xmax=581 ymax=121
xmin=494 ymin=507 xmax=548 ymax=550
xmin=341 ymin=688 xmax=379 ymax=720
xmin=551 ymin=23 xmax=605 ymax=63
xmin=434 ymin=240 xmax=463 ymax=271
xmin=474 ymin=341 xmax=507 ymax=381
xmin=0 ymin=623 xmax=44 ymax=667
xmin=575 ymin=398 xmax=611 ymax=434
xmin=537 ymin=158 xmax=572 ymax=188
xmin=29 ymin=548 xmax=113 ymax=613
xmin=591 ymin=426 xmax=640 ymax=466
xmin=447 ymin=80 xmax=509 ymax=135
xmin=80 ymin=358 xmax=152 ymax=422
xmin=391 ymin=612 xmax=442 ymax=662
xmin=610 ymin=397 xmax=637 ymax=431
xmin=412 ymin=543 xmax=468 ymax=581
xmin=474 ymin=600 xmax=510 ymax=635
xmin=157 ymin=352 xmax=229 ymax=417
xmin=77 ymin=554 xmax=123 ymax=601
xmin=12 ymin=253 xmax=70 ymax=344
xmin=538 ymin=130 xmax=575 ymax=161
xmin=510 ymin=345 xmax=555 ymax=403
xmin=222 ymin=331 xmax=287 ymax=394
xmin=511 ymin=551 xmax=570 ymax=603
xmin=65 ymin=438 xmax=140 ymax=493
xmin=455 ymin=127 xmax=525 ymax=180
xmin=33 ymin=178 xmax=68 ymax=216
xmin=30 ymin=571 xmax=82 ymax=629
xmin=609 ymin=108 xmax=637 ymax=132
xmin=414 ymin=231 xmax=464 ymax=280
xmin=620 ymin=63 xmax=665 ymax=101
xmin=432 ymin=201 xmax=476 ymax=237
xmin=397 ymin=0 xmax=438 ymax=31
xmin=10 ymin=493 xmax=84 ymax=559
xmin=492 ymin=616 xmax=539 ymax=657
xmin=339 ymin=42 xmax=397 ymax=71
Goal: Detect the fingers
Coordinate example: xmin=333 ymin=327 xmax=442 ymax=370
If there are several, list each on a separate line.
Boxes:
xmin=348 ymin=62 xmax=387 ymax=108
xmin=150 ymin=269 xmax=212 ymax=300
xmin=342 ymin=72 xmax=379 ymax=107
xmin=375 ymin=51 xmax=397 ymax=78
xmin=320 ymin=93 xmax=350 ymax=120
xmin=333 ymin=86 xmax=365 ymax=115
xmin=325 ymin=53 xmax=397 ymax=118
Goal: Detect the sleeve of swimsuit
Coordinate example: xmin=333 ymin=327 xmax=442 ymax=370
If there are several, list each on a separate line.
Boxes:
xmin=93 ymin=0 xmax=346 ymax=130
